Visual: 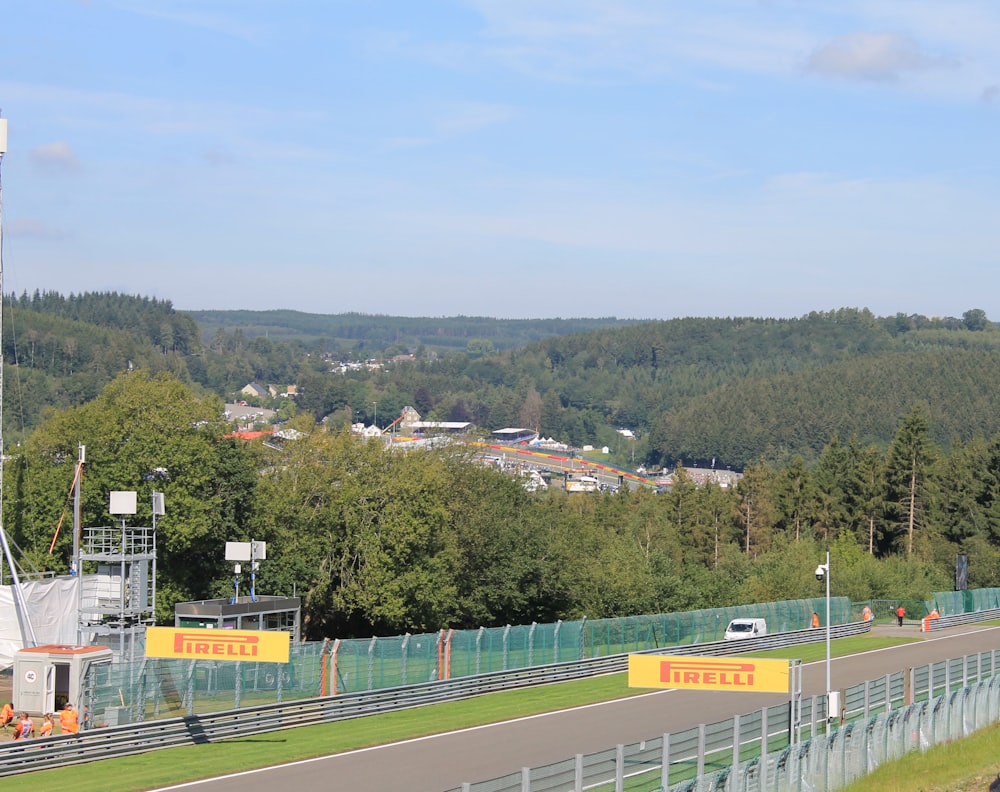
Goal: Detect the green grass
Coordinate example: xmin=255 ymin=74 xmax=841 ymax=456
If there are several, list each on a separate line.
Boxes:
xmin=6 ymin=633 xmax=984 ymax=791
xmin=841 ymin=722 xmax=1000 ymax=792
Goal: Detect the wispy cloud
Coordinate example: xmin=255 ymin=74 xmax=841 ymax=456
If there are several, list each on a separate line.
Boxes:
xmin=31 ymin=142 xmax=81 ymax=172
xmin=109 ymin=0 xmax=267 ymax=43
xmin=438 ymin=102 xmax=513 ymax=134
xmin=805 ymin=31 xmax=957 ymax=82
xmin=7 ymin=217 xmax=70 ymax=239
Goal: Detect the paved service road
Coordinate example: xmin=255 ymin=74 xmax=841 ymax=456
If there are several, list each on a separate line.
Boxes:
xmin=154 ymin=624 xmax=1000 ymax=792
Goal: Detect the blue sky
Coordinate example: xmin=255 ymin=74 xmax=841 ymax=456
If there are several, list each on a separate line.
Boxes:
xmin=1 ymin=1 xmax=998 ymax=320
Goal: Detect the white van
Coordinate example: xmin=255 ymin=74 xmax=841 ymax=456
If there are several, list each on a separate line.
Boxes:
xmin=724 ymin=617 xmax=767 ymax=641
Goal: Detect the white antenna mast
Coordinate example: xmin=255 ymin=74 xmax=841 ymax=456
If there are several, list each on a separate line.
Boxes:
xmin=0 ymin=114 xmax=38 ymax=645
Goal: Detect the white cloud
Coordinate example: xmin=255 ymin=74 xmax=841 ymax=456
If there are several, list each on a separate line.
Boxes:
xmin=805 ymin=31 xmax=956 ymax=82
xmin=30 ymin=142 xmax=81 ymax=172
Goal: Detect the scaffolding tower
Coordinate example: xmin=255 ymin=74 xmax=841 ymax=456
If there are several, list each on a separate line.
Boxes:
xmin=78 ymin=522 xmax=156 ymax=663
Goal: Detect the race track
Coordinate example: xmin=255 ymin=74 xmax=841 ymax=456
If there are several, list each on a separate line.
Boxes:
xmin=153 ymin=623 xmax=1000 ymax=792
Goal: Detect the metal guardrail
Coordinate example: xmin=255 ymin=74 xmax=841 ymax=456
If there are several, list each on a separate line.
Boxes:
xmin=925 ymin=606 xmax=1000 ymax=631
xmin=443 ymin=653 xmax=1000 ymax=792
xmin=0 ymin=621 xmax=873 ymax=776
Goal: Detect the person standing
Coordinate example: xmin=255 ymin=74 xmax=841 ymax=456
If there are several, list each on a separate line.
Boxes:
xmin=896 ymin=604 xmax=906 ymax=626
xmin=862 ymin=605 xmax=873 ymax=622
xmin=39 ymin=713 xmax=53 ymax=737
xmin=811 ymin=611 xmax=820 ymax=628
xmin=60 ymin=702 xmax=80 ymax=735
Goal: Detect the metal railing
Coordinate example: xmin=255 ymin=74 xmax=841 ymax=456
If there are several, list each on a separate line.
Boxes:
xmin=445 ymin=649 xmax=1000 ymax=792
xmin=924 ymin=606 xmax=1000 ymax=631
xmin=0 ymin=621 xmax=871 ymax=776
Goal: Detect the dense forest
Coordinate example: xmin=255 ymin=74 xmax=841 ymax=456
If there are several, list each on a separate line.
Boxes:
xmin=4 ymin=294 xmax=1000 ymax=640
xmin=188 ymin=309 xmax=643 ymax=353
xmin=8 ymin=292 xmax=1000 ymax=470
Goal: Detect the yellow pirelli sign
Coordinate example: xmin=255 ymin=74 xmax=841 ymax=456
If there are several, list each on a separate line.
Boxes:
xmin=628 ymin=654 xmax=790 ymax=693
xmin=146 ymin=626 xmax=290 ymax=663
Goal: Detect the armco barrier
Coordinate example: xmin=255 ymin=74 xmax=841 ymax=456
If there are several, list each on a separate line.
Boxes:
xmin=0 ymin=621 xmax=871 ymax=777
xmin=924 ymin=605 xmax=1000 ymax=631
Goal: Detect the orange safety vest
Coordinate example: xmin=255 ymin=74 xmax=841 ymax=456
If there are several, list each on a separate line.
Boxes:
xmin=811 ymin=613 xmax=820 ymax=628
xmin=0 ymin=703 xmax=13 ymax=725
xmin=60 ymin=707 xmax=80 ymax=734
xmin=40 ymin=719 xmax=53 ymax=737
xmin=14 ymin=716 xmax=33 ymax=739
xmin=862 ymin=606 xmax=873 ymax=621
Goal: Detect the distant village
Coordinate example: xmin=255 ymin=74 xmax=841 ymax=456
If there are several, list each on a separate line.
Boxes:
xmin=225 ymin=374 xmax=742 ymax=495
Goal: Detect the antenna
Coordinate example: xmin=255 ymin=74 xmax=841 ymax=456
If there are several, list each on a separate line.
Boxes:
xmin=224 ymin=540 xmax=266 ymax=603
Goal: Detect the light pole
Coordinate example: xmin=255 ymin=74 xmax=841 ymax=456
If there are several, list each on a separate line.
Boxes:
xmin=372 ymin=401 xmax=377 ymax=431
xmin=815 ymin=550 xmax=836 ymax=723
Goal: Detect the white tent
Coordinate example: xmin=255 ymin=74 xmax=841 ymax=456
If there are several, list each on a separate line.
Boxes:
xmin=0 ymin=576 xmax=80 ymax=670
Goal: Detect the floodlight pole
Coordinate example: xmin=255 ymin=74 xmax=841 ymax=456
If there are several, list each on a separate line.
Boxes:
xmin=822 ymin=550 xmax=832 ymax=719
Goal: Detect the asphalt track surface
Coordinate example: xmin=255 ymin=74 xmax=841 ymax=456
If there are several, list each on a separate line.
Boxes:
xmin=154 ymin=623 xmax=1000 ymax=792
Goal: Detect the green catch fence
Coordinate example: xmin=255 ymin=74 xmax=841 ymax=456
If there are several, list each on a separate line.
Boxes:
xmin=80 ymin=588 xmax=1000 ymax=727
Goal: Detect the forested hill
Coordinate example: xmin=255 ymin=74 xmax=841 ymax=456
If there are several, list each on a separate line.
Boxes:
xmin=371 ymin=307 xmax=999 ymax=469
xmin=2 ymin=291 xmax=203 ymax=438
xmin=187 ymin=309 xmax=644 ymax=354
xmin=6 ymin=292 xmax=1000 ymax=468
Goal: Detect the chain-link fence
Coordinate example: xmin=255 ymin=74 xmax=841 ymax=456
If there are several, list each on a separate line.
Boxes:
xmin=81 ymin=589 xmax=997 ymax=727
xmin=80 ymin=596 xmax=848 ymax=723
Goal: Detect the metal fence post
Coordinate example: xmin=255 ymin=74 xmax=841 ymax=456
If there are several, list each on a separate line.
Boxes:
xmin=475 ymin=627 xmax=483 ymax=675
xmin=731 ymin=713 xmax=740 ymax=792
xmin=615 ymin=744 xmax=624 ymax=792
xmin=759 ymin=706 xmax=768 ymax=791
xmin=184 ymin=660 xmax=196 ymax=716
xmin=402 ymin=633 xmax=410 ymax=686
xmin=661 ymin=732 xmax=670 ymax=790
xmin=697 ymin=723 xmax=707 ymax=781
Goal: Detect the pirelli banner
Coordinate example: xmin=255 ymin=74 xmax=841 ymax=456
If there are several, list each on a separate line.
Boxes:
xmin=146 ymin=627 xmax=290 ymax=663
xmin=628 ymin=654 xmax=790 ymax=694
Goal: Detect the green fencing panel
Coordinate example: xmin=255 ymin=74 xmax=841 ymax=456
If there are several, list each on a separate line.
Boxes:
xmin=84 ymin=589 xmax=1000 ymax=721
xmin=932 ymin=591 xmax=965 ymax=616
xmin=968 ymin=587 xmax=1000 ymax=611
xmin=581 ymin=597 xmax=853 ymax=657
xmin=928 ymin=586 xmax=1000 ymax=614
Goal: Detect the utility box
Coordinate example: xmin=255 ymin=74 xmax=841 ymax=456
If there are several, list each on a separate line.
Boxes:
xmin=12 ymin=644 xmax=113 ymax=716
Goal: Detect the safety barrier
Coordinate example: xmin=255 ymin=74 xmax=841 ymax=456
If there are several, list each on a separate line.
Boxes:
xmin=923 ymin=606 xmax=1000 ymax=632
xmin=0 ymin=620 xmax=870 ymax=777
xmin=444 ymin=649 xmax=1000 ymax=792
